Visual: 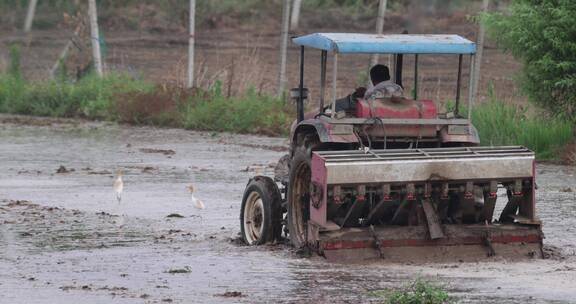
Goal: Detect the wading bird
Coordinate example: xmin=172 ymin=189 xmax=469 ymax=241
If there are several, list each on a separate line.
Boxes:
xmin=114 ymin=170 xmax=124 ymax=203
xmin=188 ymin=184 xmax=205 ymax=210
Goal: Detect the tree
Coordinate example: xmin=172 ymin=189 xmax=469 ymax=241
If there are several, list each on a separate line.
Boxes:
xmin=484 ymin=0 xmax=576 ymax=121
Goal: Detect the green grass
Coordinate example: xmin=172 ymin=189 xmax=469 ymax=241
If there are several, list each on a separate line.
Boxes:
xmin=182 ymin=85 xmax=292 ymax=135
xmin=445 ymin=83 xmax=574 ymax=161
xmin=471 ymin=100 xmax=573 ymax=160
xmin=370 ymin=279 xmax=453 ymax=304
xmin=0 ymin=73 xmax=152 ymax=119
xmin=0 ymin=72 xmax=292 ymax=136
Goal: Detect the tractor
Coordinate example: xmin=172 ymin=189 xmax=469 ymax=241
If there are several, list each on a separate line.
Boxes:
xmin=240 ymin=33 xmax=543 ymax=262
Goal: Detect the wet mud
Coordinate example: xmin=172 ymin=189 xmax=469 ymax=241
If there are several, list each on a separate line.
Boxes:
xmin=1 ymin=115 xmax=575 ymax=303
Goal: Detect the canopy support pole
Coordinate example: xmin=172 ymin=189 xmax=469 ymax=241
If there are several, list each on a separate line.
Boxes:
xmin=467 ymin=54 xmax=476 ymax=122
xmin=298 ymin=46 xmax=305 ymax=123
xmin=319 ymin=50 xmax=327 ymax=114
xmin=413 ymin=54 xmax=419 ymax=100
xmin=331 ymin=53 xmax=338 ymax=118
xmin=395 ymin=54 xmax=403 ymax=88
xmin=455 ymin=54 xmax=463 ymax=115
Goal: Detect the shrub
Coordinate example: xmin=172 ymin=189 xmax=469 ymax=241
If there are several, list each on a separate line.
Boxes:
xmin=0 ymin=72 xmax=26 ymax=111
xmin=483 ymin=0 xmax=576 ymax=121
xmin=114 ymin=85 xmax=196 ymax=126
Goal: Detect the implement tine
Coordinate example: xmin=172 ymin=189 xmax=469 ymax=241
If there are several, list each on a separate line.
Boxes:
xmin=422 ymin=199 xmax=445 ymax=239
xmin=369 ymin=225 xmax=384 ymax=259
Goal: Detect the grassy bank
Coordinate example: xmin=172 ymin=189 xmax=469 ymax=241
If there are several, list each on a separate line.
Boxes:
xmin=472 ymin=100 xmax=573 ymax=160
xmin=0 ymin=72 xmax=292 ymax=136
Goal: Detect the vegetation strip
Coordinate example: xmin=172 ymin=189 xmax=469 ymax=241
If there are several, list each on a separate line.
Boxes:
xmin=0 ymin=45 xmax=572 ymax=161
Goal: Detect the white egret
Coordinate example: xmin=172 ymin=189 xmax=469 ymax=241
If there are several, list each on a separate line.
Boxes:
xmin=113 ymin=170 xmax=124 ymax=203
xmin=188 ymin=184 xmax=205 ymax=209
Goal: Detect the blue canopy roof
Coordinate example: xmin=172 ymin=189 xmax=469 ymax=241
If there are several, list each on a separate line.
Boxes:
xmin=292 ymin=33 xmax=476 ymax=54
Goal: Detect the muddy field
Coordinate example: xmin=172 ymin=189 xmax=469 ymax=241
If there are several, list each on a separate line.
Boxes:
xmin=0 ymin=115 xmax=575 ymax=304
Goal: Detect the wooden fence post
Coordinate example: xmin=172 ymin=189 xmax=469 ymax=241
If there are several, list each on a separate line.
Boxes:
xmin=187 ymin=0 xmax=196 ymax=89
xmin=88 ymin=0 xmax=103 ymax=76
xmin=471 ymin=0 xmax=490 ymax=104
xmin=290 ymin=0 xmax=302 ymax=30
xmin=278 ymin=0 xmax=291 ymax=97
xmin=369 ymin=0 xmax=387 ymax=86
xmin=23 ymin=0 xmax=38 ymax=33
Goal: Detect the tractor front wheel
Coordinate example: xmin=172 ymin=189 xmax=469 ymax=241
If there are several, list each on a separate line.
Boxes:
xmin=287 ymin=135 xmax=319 ymax=248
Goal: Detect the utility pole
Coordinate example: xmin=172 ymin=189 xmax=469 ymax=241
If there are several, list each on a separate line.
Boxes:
xmin=471 ymin=0 xmax=490 ymax=104
xmin=290 ymin=0 xmax=302 ymax=30
xmin=278 ymin=0 xmax=291 ymax=97
xmin=369 ymin=0 xmax=387 ymax=84
xmin=187 ymin=0 xmax=196 ymax=88
xmin=88 ymin=0 xmax=103 ymax=76
xmin=23 ymin=0 xmax=38 ymax=33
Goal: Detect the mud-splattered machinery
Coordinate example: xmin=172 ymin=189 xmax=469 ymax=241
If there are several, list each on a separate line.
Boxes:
xmin=240 ymin=33 xmax=543 ymax=262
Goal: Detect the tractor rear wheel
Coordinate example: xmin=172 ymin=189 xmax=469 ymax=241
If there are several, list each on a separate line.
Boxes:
xmin=287 ymin=134 xmax=319 ymax=248
xmin=240 ymin=176 xmax=282 ymax=245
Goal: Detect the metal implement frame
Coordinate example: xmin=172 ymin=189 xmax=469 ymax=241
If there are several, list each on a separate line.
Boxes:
xmin=317 ymin=146 xmax=533 ymax=160
xmin=310 ymin=146 xmax=536 ymax=230
xmin=318 ymin=224 xmax=543 ymax=262
xmin=313 ymin=146 xmax=534 ymax=185
xmin=319 ymin=116 xmax=470 ymax=125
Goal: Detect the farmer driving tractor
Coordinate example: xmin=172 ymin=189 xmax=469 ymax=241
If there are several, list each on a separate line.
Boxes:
xmin=364 ymin=64 xmax=404 ymax=99
xmin=333 ymin=64 xmax=404 ymax=113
